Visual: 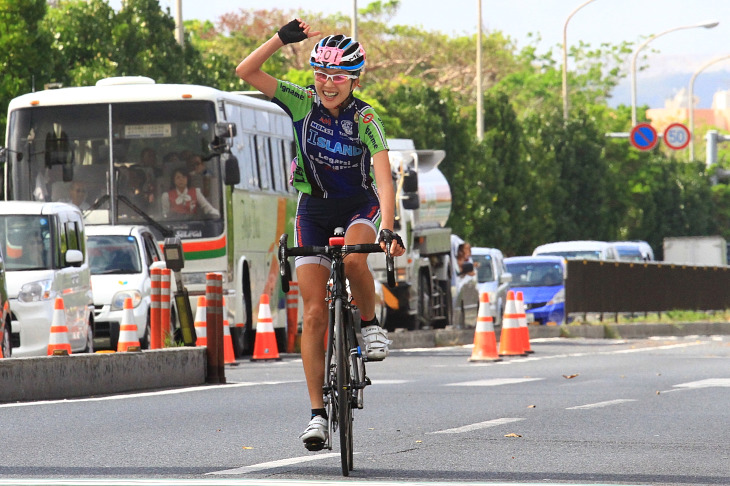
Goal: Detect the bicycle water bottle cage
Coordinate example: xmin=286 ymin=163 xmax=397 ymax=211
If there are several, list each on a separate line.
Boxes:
xmin=329 ymin=236 xmax=345 ymax=246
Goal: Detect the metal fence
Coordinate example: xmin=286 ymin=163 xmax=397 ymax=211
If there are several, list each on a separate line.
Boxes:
xmin=565 ymin=259 xmax=730 ymax=315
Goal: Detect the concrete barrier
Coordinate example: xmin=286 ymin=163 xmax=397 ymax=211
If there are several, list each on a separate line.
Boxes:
xmin=2 ymin=322 xmax=729 ymax=403
xmin=0 ymin=347 xmax=206 ymax=403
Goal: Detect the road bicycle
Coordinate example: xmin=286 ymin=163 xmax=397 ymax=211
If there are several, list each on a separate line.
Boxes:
xmin=278 ymin=228 xmax=395 ymax=476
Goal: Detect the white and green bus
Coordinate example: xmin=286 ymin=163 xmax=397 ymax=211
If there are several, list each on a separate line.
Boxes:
xmin=2 ymin=76 xmax=297 ymax=356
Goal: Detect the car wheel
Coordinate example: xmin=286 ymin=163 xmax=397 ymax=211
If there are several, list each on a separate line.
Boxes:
xmin=140 ymin=312 xmax=151 ymax=349
xmin=84 ymin=324 xmax=94 ymax=354
xmin=2 ymin=323 xmax=11 ymax=358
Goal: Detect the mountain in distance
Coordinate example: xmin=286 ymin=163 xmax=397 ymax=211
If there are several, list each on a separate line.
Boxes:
xmin=609 ymin=69 xmax=730 ymax=110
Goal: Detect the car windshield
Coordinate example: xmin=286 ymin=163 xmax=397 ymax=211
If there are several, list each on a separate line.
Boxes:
xmin=0 ymin=215 xmax=53 ymax=271
xmin=616 ymin=246 xmax=644 ymax=261
xmin=88 ymin=235 xmax=142 ymax=274
xmin=506 ymin=261 xmax=563 ymax=287
xmin=539 ymin=250 xmax=602 ymax=260
xmin=471 ymin=254 xmax=494 ymax=283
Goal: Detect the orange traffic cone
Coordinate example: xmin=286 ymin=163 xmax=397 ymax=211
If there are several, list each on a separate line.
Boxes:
xmin=252 ymin=294 xmax=280 ymax=361
xmin=117 ymin=297 xmax=141 ymax=352
xmin=222 ymin=297 xmax=235 ymax=364
xmin=286 ymin=281 xmax=299 ymax=353
xmin=516 ymin=291 xmax=533 ymax=354
xmin=47 ymin=297 xmax=72 ymax=356
xmin=498 ymin=291 xmax=526 ymax=357
xmin=194 ymin=296 xmax=207 ymax=347
xmin=469 ymin=292 xmax=501 ymax=362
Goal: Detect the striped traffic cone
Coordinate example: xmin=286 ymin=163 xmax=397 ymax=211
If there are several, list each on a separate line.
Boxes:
xmin=194 ymin=296 xmax=207 ymax=347
xmin=516 ymin=291 xmax=533 ymax=354
xmin=498 ymin=291 xmax=526 ymax=357
xmin=469 ymin=292 xmax=501 ymax=362
xmin=286 ymin=281 xmax=299 ymax=353
xmin=222 ymin=297 xmax=235 ymax=364
xmin=117 ymin=298 xmax=141 ymax=352
xmin=47 ymin=297 xmax=72 ymax=356
xmin=252 ymin=294 xmax=280 ymax=361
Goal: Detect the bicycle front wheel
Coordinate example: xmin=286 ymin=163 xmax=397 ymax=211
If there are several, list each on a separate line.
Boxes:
xmin=335 ymin=297 xmax=353 ymax=475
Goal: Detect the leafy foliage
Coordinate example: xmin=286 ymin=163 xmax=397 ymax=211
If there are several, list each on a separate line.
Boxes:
xmin=0 ymin=1 xmax=727 ymax=258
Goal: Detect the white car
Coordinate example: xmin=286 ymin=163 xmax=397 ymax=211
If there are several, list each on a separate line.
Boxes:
xmin=533 ymin=240 xmax=619 ymax=261
xmin=86 ymin=225 xmax=169 ymax=349
xmin=470 ymin=247 xmax=512 ymax=326
xmin=0 ymin=202 xmax=94 ymax=357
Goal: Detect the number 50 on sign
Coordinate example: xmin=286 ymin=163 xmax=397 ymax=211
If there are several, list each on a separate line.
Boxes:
xmin=663 ymin=123 xmax=690 ymax=150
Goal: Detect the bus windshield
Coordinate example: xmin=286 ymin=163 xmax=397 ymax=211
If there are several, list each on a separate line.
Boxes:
xmin=6 ymin=100 xmax=223 ymax=238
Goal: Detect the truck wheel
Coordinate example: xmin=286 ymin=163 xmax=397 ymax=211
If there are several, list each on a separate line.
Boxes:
xmin=416 ymin=270 xmax=432 ymax=330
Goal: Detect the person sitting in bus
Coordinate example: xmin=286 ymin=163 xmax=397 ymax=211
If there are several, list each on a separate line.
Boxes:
xmin=161 ymin=168 xmax=219 ymax=219
xmin=61 ymin=181 xmax=91 ymax=211
xmin=186 ymin=153 xmax=212 ymax=197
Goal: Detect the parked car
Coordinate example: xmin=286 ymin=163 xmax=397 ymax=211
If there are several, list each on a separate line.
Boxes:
xmin=0 ymin=202 xmax=94 ymax=356
xmin=504 ymin=255 xmax=566 ymax=325
xmin=470 ymin=247 xmax=512 ymax=326
xmin=0 ymin=247 xmax=11 ymax=358
xmin=86 ymin=225 xmax=170 ymax=350
xmin=533 ymin=240 xmax=618 ymax=261
xmin=611 ymin=241 xmax=654 ymax=262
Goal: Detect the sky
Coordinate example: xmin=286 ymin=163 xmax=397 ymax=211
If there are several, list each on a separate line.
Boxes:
xmin=109 ymin=0 xmax=730 ymax=108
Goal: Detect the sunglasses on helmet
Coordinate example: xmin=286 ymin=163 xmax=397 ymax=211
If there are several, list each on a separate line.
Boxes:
xmin=313 ymin=71 xmax=359 ymax=84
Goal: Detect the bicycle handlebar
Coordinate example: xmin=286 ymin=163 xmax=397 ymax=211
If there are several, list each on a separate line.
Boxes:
xmin=278 ymin=233 xmax=396 ymax=292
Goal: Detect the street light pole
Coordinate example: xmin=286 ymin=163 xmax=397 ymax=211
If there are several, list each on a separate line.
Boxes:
xmin=476 ymin=0 xmax=483 ymax=141
xmin=688 ymin=53 xmax=730 ymax=162
xmin=562 ymin=0 xmax=598 ymax=122
xmin=630 ymin=20 xmax=719 ymax=127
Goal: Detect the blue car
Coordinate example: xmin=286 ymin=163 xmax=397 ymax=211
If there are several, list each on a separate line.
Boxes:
xmin=504 ymin=255 xmax=566 ymax=325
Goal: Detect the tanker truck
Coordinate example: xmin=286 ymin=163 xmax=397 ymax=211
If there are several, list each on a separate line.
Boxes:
xmin=369 ymin=139 xmax=479 ymax=330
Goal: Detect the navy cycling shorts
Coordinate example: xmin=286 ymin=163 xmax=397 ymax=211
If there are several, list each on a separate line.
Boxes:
xmin=294 ymin=192 xmax=381 ymax=268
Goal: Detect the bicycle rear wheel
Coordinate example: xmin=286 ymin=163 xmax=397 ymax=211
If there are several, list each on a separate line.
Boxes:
xmin=335 ymin=298 xmax=353 ymax=475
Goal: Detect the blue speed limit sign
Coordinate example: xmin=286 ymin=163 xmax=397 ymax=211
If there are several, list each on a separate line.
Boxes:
xmin=663 ymin=123 xmax=691 ymax=150
xmin=630 ymin=123 xmax=658 ymax=151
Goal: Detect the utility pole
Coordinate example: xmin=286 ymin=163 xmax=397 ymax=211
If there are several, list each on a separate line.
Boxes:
xmin=476 ymin=0 xmax=483 ymax=141
xmin=351 ymin=0 xmax=358 ymax=40
xmin=174 ymin=0 xmax=184 ymax=47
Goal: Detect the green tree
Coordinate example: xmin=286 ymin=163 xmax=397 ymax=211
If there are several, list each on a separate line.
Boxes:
xmin=0 ymin=0 xmax=52 ymax=131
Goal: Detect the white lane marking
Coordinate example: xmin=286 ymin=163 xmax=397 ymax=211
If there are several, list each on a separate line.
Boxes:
xmin=447 ymin=377 xmax=543 ymax=387
xmin=369 ymin=379 xmax=409 ymax=385
xmin=0 ymin=381 xmax=302 ymax=409
xmin=673 ymin=378 xmax=730 ymax=389
xmin=566 ymin=399 xmax=637 ymax=410
xmin=430 ymin=417 xmax=525 ymax=434
xmin=465 ymin=340 xmax=705 ymax=367
xmin=209 ymin=453 xmax=340 ymax=475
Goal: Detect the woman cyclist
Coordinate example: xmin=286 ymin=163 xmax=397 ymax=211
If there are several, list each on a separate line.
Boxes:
xmin=236 ymin=19 xmax=406 ymax=450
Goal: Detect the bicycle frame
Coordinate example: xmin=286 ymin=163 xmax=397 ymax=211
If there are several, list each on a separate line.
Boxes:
xmin=278 ymin=230 xmax=394 ymax=476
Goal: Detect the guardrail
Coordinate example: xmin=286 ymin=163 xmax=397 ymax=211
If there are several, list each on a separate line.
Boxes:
xmin=565 ymin=259 xmax=730 ymax=315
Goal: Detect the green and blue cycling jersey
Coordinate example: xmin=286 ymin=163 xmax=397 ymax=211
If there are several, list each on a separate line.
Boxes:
xmin=272 ymin=80 xmax=389 ymax=199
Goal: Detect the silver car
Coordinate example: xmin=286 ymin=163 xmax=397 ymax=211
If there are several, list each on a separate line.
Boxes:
xmin=470 ymin=247 xmax=512 ymax=326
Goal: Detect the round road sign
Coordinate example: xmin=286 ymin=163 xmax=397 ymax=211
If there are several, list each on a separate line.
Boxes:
xmin=630 ymin=123 xmax=658 ymax=151
xmin=663 ymin=123 xmax=691 ymax=150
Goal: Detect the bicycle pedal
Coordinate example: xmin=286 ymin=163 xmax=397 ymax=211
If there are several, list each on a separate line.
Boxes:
xmin=364 ymin=376 xmax=372 ymax=386
xmin=304 ymin=440 xmax=326 ymax=452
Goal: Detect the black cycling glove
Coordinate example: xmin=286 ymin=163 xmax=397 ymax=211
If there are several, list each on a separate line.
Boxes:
xmin=277 ymin=19 xmax=308 ymax=45
xmin=378 ymin=229 xmax=404 ymax=249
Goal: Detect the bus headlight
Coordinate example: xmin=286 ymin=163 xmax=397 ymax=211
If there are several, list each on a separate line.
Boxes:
xmin=111 ymin=290 xmax=142 ymax=310
xmin=18 ymin=279 xmax=55 ymax=302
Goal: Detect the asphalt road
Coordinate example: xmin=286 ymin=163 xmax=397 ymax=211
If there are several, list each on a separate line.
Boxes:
xmin=1 ymin=336 xmax=728 ymax=486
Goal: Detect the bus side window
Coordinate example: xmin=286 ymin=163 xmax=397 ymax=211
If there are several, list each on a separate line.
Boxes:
xmin=269 ymin=138 xmax=286 ymax=193
xmin=255 ymin=135 xmax=272 ymax=191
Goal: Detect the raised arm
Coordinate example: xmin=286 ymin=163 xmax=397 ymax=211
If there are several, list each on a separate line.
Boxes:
xmin=235 ymin=19 xmax=321 ymax=99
